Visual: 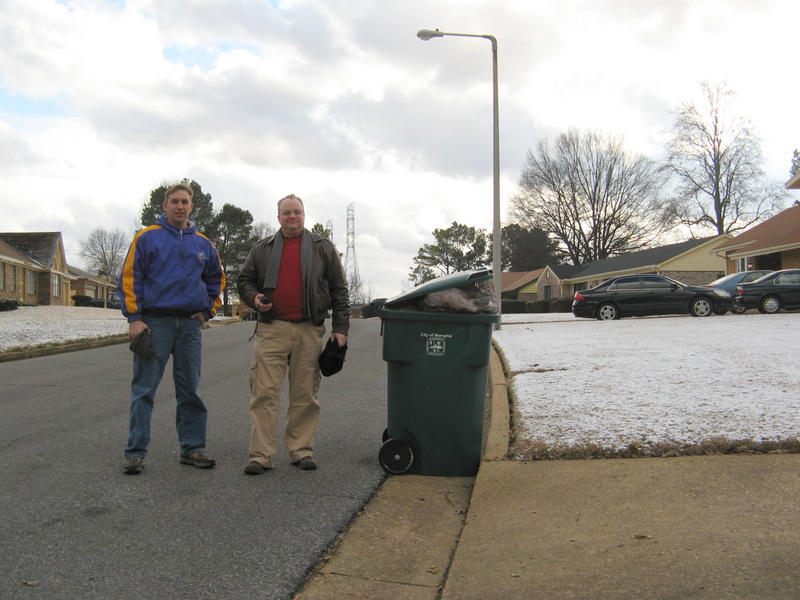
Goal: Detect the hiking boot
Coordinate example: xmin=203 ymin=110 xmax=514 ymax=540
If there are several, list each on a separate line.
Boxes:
xmin=180 ymin=451 xmax=216 ymax=469
xmin=123 ymin=456 xmax=144 ymax=475
xmin=293 ymin=456 xmax=317 ymax=470
xmin=244 ymin=461 xmax=271 ymax=475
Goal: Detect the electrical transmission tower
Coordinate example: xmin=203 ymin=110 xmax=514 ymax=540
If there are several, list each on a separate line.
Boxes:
xmin=325 ymin=219 xmax=334 ymax=243
xmin=343 ymin=202 xmax=365 ymax=304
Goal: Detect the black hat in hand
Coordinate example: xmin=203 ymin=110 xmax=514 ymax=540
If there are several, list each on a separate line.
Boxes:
xmin=318 ymin=338 xmax=347 ymax=377
xmin=129 ymin=329 xmax=157 ymax=360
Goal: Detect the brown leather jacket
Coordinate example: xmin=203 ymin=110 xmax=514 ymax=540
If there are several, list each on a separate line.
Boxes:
xmin=237 ymin=231 xmax=350 ymax=335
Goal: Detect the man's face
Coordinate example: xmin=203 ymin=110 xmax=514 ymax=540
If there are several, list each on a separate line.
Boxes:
xmin=278 ymin=197 xmax=305 ymax=237
xmin=162 ymin=189 xmax=194 ymax=229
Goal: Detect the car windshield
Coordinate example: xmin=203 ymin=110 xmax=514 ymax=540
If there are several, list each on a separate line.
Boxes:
xmin=751 ymin=272 xmax=778 ymax=284
xmin=708 ymin=274 xmax=737 ymax=286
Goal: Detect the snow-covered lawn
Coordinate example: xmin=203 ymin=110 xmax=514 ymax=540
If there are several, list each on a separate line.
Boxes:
xmin=494 ymin=311 xmax=800 ymax=458
xmin=0 ymin=305 xmax=128 ymax=351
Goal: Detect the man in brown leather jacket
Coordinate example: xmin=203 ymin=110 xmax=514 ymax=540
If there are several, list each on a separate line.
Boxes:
xmin=237 ymin=194 xmax=350 ymax=475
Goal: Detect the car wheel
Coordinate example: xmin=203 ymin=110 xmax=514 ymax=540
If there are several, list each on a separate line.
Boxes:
xmin=689 ymin=297 xmax=712 ymax=317
xmin=731 ymin=305 xmax=747 ymax=315
xmin=596 ymin=303 xmax=620 ymax=321
xmin=759 ymin=295 xmax=781 ymax=314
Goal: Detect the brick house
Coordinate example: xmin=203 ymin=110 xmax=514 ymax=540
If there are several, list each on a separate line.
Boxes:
xmin=68 ymin=265 xmax=118 ymax=303
xmin=0 ymin=232 xmax=72 ymax=305
xmin=711 ymin=203 xmax=800 ymax=272
xmin=500 ymin=268 xmax=544 ymax=300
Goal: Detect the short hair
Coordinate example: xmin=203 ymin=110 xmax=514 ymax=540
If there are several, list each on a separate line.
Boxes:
xmin=277 ymin=194 xmax=304 ymax=212
xmin=164 ymin=183 xmax=194 ymax=202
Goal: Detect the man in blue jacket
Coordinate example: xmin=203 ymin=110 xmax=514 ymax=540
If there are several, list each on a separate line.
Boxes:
xmin=117 ymin=183 xmax=226 ymax=475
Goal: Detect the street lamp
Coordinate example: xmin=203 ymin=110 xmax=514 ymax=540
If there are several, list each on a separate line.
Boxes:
xmin=417 ymin=29 xmax=502 ymax=327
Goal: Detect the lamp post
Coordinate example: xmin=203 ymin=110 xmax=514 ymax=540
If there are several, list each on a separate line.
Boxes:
xmin=417 ymin=29 xmax=501 ymax=327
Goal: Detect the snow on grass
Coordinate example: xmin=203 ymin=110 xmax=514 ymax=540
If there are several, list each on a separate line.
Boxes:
xmin=494 ymin=311 xmax=800 ymax=457
xmin=0 ymin=305 xmax=128 ymax=351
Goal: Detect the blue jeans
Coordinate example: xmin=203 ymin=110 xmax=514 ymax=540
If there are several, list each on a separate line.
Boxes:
xmin=126 ymin=315 xmax=207 ymax=458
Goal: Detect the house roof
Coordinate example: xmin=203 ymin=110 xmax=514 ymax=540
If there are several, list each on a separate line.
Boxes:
xmin=501 ymin=269 xmax=544 ymax=293
xmin=68 ymin=264 xmax=106 ymax=283
xmin=0 ymin=232 xmax=63 ymax=268
xmin=712 ymin=205 xmax=800 ymax=257
xmin=567 ymin=237 xmax=720 ymax=280
xmin=547 ymin=263 xmax=582 ymax=279
xmin=0 ymin=239 xmax=33 ymax=264
xmin=786 ymin=172 xmax=800 ymax=190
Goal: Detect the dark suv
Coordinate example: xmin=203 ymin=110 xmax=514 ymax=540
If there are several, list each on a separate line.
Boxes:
xmin=88 ymin=293 xmax=122 ymax=309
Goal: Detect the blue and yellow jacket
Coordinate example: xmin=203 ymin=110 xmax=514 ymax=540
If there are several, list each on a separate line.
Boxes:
xmin=117 ymin=215 xmax=226 ymax=322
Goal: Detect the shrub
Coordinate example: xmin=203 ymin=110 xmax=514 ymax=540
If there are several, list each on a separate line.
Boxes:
xmin=526 ymin=299 xmax=551 ymax=313
xmin=71 ymin=294 xmax=93 ymax=307
xmin=501 ymin=299 xmax=529 ymax=314
xmin=0 ymin=299 xmax=20 ymax=312
xmin=550 ymin=296 xmax=573 ymax=313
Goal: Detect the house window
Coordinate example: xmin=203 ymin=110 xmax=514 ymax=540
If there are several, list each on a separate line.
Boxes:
xmin=543 ymin=285 xmax=553 ymax=300
xmin=10 ymin=265 xmax=16 ymax=292
xmin=26 ymin=270 xmax=36 ymax=294
xmin=53 ymin=273 xmax=61 ymax=297
xmin=0 ymin=263 xmax=5 ymax=290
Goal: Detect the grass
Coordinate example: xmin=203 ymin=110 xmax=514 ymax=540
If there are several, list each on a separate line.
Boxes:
xmin=510 ymin=435 xmax=800 ymax=461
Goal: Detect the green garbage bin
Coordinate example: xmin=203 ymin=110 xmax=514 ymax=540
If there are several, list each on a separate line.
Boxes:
xmin=377 ymin=268 xmax=500 ymax=477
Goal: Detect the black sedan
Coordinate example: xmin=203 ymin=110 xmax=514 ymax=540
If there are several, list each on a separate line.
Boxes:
xmin=734 ymin=268 xmax=800 ymax=314
xmin=572 ymin=274 xmax=733 ymax=320
xmin=706 ymin=270 xmax=773 ymax=314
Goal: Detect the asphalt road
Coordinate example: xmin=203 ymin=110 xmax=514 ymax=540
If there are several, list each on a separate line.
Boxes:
xmin=0 ymin=318 xmax=388 ymax=600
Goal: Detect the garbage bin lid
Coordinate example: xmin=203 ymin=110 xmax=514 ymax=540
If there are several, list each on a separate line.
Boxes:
xmin=384 ymin=268 xmax=493 ymax=306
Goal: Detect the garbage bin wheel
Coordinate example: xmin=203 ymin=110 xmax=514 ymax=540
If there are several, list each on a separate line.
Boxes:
xmin=379 ymin=439 xmax=415 ymax=475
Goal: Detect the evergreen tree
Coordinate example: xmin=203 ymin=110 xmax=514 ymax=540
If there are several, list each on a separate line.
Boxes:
xmin=140 ymin=179 xmax=215 ymax=232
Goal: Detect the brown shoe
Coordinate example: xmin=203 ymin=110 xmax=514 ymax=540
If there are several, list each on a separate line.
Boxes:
xmin=244 ymin=461 xmax=271 ymax=475
xmin=180 ymin=451 xmax=216 ymax=469
xmin=123 ymin=456 xmax=144 ymax=475
xmin=293 ymin=456 xmax=317 ymax=470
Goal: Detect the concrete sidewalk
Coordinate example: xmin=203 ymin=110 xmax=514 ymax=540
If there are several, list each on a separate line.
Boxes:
xmin=295 ymin=351 xmax=800 ymax=600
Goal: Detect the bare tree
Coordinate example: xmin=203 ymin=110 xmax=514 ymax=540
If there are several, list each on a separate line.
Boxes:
xmin=664 ymin=80 xmax=787 ymax=235
xmin=510 ymin=128 xmax=671 ymax=266
xmin=251 ymin=221 xmax=276 ymax=241
xmin=79 ymin=228 xmax=130 ymax=278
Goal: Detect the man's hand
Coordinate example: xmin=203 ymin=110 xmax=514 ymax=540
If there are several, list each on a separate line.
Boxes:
xmin=332 ymin=333 xmax=348 ymax=347
xmin=190 ymin=312 xmax=207 ymax=323
xmin=128 ymin=320 xmax=148 ymax=340
xmin=253 ymin=293 xmax=273 ymax=312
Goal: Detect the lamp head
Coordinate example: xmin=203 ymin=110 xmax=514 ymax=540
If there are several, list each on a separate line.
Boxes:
xmin=417 ymin=29 xmax=443 ymax=41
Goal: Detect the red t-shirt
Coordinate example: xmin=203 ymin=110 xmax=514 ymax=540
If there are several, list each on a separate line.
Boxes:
xmin=272 ymin=235 xmax=304 ymax=320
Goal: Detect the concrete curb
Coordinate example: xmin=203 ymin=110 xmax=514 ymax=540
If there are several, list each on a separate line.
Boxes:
xmin=0 ymin=334 xmax=129 ymax=363
xmin=0 ymin=317 xmax=243 ymax=363
xmin=484 ymin=342 xmax=511 ymax=462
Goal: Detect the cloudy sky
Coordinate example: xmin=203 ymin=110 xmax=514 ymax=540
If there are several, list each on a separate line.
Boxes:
xmin=1 ymin=0 xmax=797 ymax=299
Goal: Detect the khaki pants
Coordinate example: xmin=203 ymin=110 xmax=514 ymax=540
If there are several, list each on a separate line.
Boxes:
xmin=248 ymin=320 xmax=325 ymax=466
